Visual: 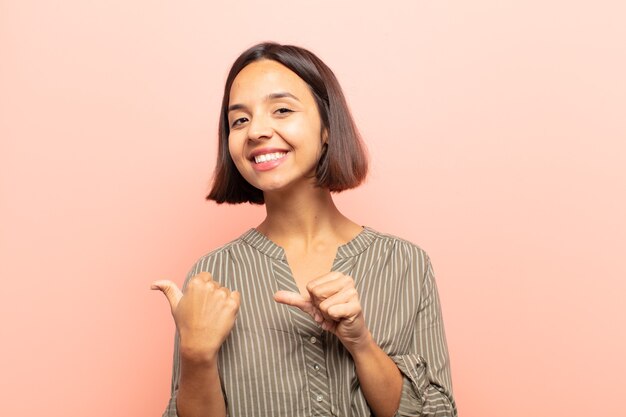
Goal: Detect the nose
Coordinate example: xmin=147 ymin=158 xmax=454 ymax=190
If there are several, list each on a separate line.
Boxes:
xmin=247 ymin=114 xmax=274 ymax=141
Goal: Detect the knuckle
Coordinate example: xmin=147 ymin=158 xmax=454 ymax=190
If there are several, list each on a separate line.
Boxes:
xmin=197 ymin=272 xmax=213 ymax=281
xmin=187 ymin=277 xmax=200 ymax=289
xmin=215 ymin=287 xmax=229 ymax=299
xmin=227 ymin=296 xmax=240 ymax=309
xmin=330 ymin=272 xmax=343 ymax=281
xmin=326 ymin=305 xmax=339 ymax=317
xmin=305 ymin=281 xmax=316 ymax=292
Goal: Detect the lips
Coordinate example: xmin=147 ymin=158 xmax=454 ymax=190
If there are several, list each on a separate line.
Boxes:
xmin=254 ymin=152 xmax=287 ymax=164
xmin=248 ymin=147 xmax=289 ymax=162
xmin=248 ymin=148 xmax=290 ymax=172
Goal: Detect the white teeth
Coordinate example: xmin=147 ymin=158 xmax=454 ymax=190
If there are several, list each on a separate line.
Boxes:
xmin=254 ymin=152 xmax=287 ymax=164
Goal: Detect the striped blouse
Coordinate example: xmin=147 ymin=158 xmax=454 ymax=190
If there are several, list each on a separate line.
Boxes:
xmin=162 ymin=227 xmax=457 ymax=417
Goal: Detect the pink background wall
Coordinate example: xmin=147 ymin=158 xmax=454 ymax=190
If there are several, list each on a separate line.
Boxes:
xmin=1 ymin=1 xmax=625 ymax=415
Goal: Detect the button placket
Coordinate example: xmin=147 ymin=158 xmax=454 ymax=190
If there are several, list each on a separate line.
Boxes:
xmin=303 ymin=332 xmax=331 ymax=415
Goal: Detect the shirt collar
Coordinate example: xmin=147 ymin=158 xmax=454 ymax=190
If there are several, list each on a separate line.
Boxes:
xmin=240 ymin=226 xmax=378 ymax=261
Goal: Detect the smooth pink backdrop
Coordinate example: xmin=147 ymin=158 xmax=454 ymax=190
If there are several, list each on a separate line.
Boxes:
xmin=1 ymin=1 xmax=625 ymax=416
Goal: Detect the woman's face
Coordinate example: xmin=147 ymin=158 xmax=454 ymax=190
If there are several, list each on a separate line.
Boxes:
xmin=227 ymin=59 xmax=327 ymax=195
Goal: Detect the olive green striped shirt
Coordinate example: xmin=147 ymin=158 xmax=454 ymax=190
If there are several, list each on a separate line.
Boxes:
xmin=163 ymin=227 xmax=457 ymax=416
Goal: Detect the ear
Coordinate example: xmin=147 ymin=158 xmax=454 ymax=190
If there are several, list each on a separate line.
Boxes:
xmin=321 ymin=128 xmax=329 ymax=145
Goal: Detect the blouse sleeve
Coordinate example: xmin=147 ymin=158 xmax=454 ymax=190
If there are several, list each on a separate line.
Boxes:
xmin=161 ymin=329 xmax=181 ymax=417
xmin=390 ymin=255 xmax=457 ymax=417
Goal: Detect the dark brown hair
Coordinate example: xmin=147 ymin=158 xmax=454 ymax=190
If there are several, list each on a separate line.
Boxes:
xmin=207 ymin=42 xmax=368 ymax=204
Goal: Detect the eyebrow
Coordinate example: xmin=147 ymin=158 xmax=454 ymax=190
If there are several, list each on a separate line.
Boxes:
xmin=228 ymin=92 xmax=301 ymax=113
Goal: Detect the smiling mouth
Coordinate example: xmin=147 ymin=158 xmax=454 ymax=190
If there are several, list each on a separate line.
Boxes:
xmin=253 ymin=152 xmax=288 ymax=164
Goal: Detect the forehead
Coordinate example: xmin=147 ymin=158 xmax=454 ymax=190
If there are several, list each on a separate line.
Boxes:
xmin=229 ymin=59 xmax=313 ymax=103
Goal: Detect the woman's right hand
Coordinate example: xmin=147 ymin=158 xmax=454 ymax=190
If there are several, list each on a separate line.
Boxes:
xmin=152 ymin=272 xmax=241 ymax=364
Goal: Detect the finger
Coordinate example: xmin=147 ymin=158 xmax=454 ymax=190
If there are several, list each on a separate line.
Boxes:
xmin=273 ymin=291 xmax=310 ymax=308
xmin=215 ymin=286 xmax=231 ymax=299
xmin=321 ymin=319 xmax=337 ymax=332
xmin=151 ymin=280 xmax=183 ymax=311
xmin=327 ymin=301 xmax=362 ymax=322
xmin=314 ymin=311 xmax=323 ymax=324
xmin=307 ymin=274 xmax=354 ymax=301
xmin=273 ymin=291 xmax=316 ymax=316
xmin=230 ymin=290 xmax=241 ymax=307
xmin=187 ymin=273 xmax=216 ymax=290
xmin=318 ymin=287 xmax=358 ymax=315
xmin=196 ymin=271 xmax=214 ymax=282
xmin=306 ymin=271 xmax=346 ymax=290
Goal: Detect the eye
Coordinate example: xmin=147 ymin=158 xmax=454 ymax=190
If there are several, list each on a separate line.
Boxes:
xmin=275 ymin=107 xmax=293 ymax=115
xmin=231 ymin=117 xmax=248 ymax=128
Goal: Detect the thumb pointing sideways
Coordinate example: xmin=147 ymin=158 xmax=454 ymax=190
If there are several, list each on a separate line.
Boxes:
xmin=151 ymin=280 xmax=183 ymax=311
xmin=274 ymin=291 xmax=324 ymax=324
xmin=274 ymin=290 xmax=318 ymax=316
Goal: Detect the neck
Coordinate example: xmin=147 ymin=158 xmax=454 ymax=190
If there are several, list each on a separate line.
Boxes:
xmin=257 ymin=185 xmax=361 ymax=248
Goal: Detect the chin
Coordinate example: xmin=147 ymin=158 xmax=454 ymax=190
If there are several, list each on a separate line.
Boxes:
xmin=257 ymin=181 xmax=290 ymax=192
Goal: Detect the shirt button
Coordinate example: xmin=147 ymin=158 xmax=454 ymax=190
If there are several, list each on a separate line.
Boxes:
xmin=313 ymin=364 xmax=320 ymax=371
xmin=316 ymin=394 xmax=323 ymax=402
xmin=309 ymin=336 xmax=317 ymax=344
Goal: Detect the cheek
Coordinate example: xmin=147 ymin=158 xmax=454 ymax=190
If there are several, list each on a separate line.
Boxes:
xmin=227 ymin=138 xmax=235 ymax=159
xmin=227 ymin=134 xmax=243 ymax=162
xmin=227 ymin=137 xmax=249 ymax=178
xmin=280 ymin=118 xmax=324 ymax=147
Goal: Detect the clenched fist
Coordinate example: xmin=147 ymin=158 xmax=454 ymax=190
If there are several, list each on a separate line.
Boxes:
xmin=152 ymin=272 xmax=241 ymax=363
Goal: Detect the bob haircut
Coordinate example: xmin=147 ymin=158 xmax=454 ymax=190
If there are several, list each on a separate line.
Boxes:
xmin=207 ymin=42 xmax=368 ymax=204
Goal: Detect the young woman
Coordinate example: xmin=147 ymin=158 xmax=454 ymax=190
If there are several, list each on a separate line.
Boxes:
xmin=152 ymin=42 xmax=457 ymax=417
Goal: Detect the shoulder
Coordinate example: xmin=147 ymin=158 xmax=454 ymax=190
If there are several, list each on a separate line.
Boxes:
xmin=365 ymin=227 xmax=431 ymax=261
xmin=362 ymin=227 xmax=434 ymax=281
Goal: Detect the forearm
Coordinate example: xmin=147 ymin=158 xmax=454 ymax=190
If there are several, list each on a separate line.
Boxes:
xmin=350 ymin=332 xmax=403 ymax=417
xmin=176 ymin=357 xmax=226 ymax=417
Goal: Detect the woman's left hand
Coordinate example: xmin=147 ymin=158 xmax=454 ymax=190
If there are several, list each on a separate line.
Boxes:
xmin=274 ymin=272 xmax=372 ymax=353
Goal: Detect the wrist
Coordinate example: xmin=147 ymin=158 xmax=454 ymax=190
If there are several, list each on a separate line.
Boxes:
xmin=344 ymin=330 xmax=376 ymax=358
xmin=179 ymin=341 xmax=220 ymax=366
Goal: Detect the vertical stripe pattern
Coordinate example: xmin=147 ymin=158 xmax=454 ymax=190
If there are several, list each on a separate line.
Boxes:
xmin=163 ymin=227 xmax=457 ymax=417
